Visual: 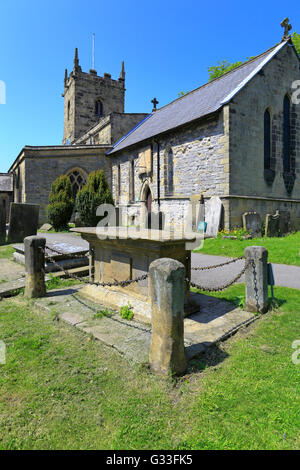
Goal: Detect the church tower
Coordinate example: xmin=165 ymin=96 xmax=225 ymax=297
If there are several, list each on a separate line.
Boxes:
xmin=62 ymin=48 xmax=125 ymax=144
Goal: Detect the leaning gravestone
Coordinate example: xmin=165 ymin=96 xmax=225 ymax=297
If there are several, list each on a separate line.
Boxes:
xmin=265 ymin=210 xmax=280 ymax=237
xmin=0 ymin=205 xmax=6 ymax=245
xmin=242 ymin=211 xmax=261 ymax=237
xmin=7 ymin=203 xmax=40 ymax=244
xmin=205 ymin=196 xmax=223 ymax=237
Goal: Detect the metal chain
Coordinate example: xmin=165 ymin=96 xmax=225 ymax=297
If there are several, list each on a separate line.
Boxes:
xmin=43 ymin=245 xmax=248 ymax=293
xmin=42 ymin=245 xmax=148 ymax=288
xmin=190 ymin=260 xmax=250 ymax=292
xmin=191 ymin=256 xmax=244 ymax=271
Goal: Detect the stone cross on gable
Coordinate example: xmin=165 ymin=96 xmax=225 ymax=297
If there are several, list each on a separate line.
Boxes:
xmin=151 ymin=97 xmax=159 ymax=112
xmin=281 ymin=18 xmax=292 ymax=40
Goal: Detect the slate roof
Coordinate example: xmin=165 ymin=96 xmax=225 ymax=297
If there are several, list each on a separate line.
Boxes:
xmin=0 ymin=173 xmax=13 ymax=192
xmin=109 ymin=40 xmax=289 ymax=155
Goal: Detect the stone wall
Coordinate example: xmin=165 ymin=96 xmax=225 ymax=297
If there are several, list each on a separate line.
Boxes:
xmin=110 ymin=113 xmax=149 ymax=145
xmin=227 ymin=196 xmax=300 ymax=231
xmin=74 ymin=113 xmax=148 ymax=147
xmin=228 ymin=43 xmax=300 ymax=227
xmin=11 ymin=146 xmax=111 ymax=224
xmin=110 ymin=111 xmax=229 ymax=230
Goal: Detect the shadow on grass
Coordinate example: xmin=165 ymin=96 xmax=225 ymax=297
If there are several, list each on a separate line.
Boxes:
xmin=269 ymin=297 xmax=287 ymax=309
xmin=187 ymin=343 xmax=229 ymax=373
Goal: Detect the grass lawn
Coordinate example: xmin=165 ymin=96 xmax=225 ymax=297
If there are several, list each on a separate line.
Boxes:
xmin=195 ymin=231 xmax=300 ymax=266
xmin=0 ymin=285 xmax=300 ymax=450
xmin=0 ymin=245 xmax=15 ymax=261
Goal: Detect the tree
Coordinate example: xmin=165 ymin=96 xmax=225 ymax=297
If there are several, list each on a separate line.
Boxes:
xmin=208 ymin=59 xmax=244 ymax=81
xmin=47 ymin=175 xmax=74 ymax=231
xmin=207 ymin=31 xmax=300 ymax=81
xmin=76 ymin=170 xmax=114 ymax=227
xmin=292 ymin=32 xmax=300 ymax=55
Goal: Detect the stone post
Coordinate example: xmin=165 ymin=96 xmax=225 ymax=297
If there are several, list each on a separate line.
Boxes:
xmin=149 ymin=258 xmax=187 ymax=376
xmin=24 ymin=236 xmax=46 ymax=299
xmin=0 ymin=205 xmax=6 ymax=245
xmin=244 ymin=246 xmax=269 ymax=314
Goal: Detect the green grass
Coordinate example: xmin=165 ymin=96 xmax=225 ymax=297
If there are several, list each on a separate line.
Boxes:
xmin=45 ymin=274 xmax=83 ymax=291
xmin=195 ymin=231 xmax=300 ymax=266
xmin=0 ymin=244 xmax=15 ymax=260
xmin=0 ymin=287 xmax=300 ymax=449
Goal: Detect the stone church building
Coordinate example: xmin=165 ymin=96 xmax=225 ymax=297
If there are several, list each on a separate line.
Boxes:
xmin=7 ymin=30 xmax=300 ymax=231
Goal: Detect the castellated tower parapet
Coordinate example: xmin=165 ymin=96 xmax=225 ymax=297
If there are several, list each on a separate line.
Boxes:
xmin=62 ymin=48 xmax=125 ymax=144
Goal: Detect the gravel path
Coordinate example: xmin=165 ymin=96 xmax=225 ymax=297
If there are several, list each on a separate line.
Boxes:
xmin=191 ymin=253 xmax=300 ymax=290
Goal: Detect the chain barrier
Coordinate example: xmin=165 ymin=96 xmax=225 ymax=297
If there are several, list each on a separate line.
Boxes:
xmin=43 ymin=245 xmax=148 ymax=288
xmin=44 ymin=245 xmax=250 ymax=292
xmin=190 ymin=260 xmax=251 ymax=292
xmin=191 ymin=256 xmax=244 ymax=271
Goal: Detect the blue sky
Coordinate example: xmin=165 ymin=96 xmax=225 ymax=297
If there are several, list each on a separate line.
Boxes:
xmin=0 ymin=0 xmax=299 ymax=172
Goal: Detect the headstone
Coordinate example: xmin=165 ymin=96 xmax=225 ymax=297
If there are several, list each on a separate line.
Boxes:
xmin=39 ymin=223 xmax=52 ymax=232
xmin=149 ymin=258 xmax=187 ymax=376
xmin=205 ymin=196 xmax=223 ymax=237
xmin=265 ymin=210 xmax=280 ymax=237
xmin=278 ymin=211 xmax=290 ymax=235
xmin=7 ymin=203 xmax=40 ymax=244
xmin=244 ymin=246 xmax=269 ymax=314
xmin=242 ymin=212 xmax=261 ymax=237
xmin=0 ymin=205 xmax=6 ymax=245
xmin=189 ymin=195 xmax=205 ymax=232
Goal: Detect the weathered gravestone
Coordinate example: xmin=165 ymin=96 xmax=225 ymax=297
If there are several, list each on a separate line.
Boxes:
xmin=205 ymin=196 xmax=223 ymax=237
xmin=39 ymin=223 xmax=52 ymax=232
xmin=265 ymin=210 xmax=280 ymax=237
xmin=189 ymin=195 xmax=205 ymax=232
xmin=242 ymin=211 xmax=261 ymax=237
xmin=7 ymin=203 xmax=40 ymax=244
xmin=278 ymin=211 xmax=290 ymax=235
xmin=0 ymin=205 xmax=6 ymax=245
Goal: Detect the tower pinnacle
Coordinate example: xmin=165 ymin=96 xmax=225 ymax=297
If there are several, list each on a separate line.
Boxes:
xmin=119 ymin=61 xmax=125 ymax=81
xmin=74 ymin=47 xmax=79 ymax=69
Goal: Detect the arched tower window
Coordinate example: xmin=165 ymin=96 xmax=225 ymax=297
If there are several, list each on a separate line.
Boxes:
xmin=67 ymin=101 xmax=70 ymax=121
xmin=67 ymin=168 xmax=87 ymax=199
xmin=283 ymin=94 xmax=291 ymax=173
xmin=264 ymin=109 xmax=271 ymax=170
xmin=95 ymin=99 xmax=103 ymax=117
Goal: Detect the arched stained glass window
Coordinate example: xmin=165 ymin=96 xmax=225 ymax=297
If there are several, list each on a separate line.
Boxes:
xmin=264 ymin=109 xmax=271 ymax=170
xmin=67 ymin=169 xmax=87 ymax=199
xmin=164 ymin=146 xmax=174 ymax=195
xmin=283 ymin=95 xmax=291 ymax=173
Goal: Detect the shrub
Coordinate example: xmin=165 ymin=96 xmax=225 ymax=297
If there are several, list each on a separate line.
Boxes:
xmin=76 ymin=170 xmax=114 ymax=227
xmin=47 ymin=175 xmax=74 ymax=231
